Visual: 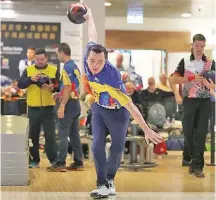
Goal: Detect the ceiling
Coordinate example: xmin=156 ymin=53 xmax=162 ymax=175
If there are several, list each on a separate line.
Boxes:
xmin=0 ymin=0 xmax=215 ymax=19
xmin=106 ymin=0 xmax=215 ymax=18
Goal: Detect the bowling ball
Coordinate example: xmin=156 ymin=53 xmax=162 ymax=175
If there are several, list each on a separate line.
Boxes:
xmin=202 ymin=70 xmax=215 ymax=83
xmin=35 ymin=74 xmax=50 ymax=88
xmin=67 ymin=3 xmax=87 ymax=24
xmin=154 ymin=140 xmax=167 ymax=155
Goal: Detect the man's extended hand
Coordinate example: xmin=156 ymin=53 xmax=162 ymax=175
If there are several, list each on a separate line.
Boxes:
xmin=144 ymin=128 xmax=163 ymax=145
xmin=83 ymin=5 xmax=92 ymax=20
xmin=203 ymin=78 xmax=215 ymax=89
xmin=192 ymin=74 xmax=203 ymax=83
xmin=53 ymin=92 xmax=61 ymax=101
xmin=42 ymin=83 xmax=53 ymax=92
xmin=57 ymin=105 xmax=65 ymax=119
xmin=31 ymin=74 xmax=40 ymax=82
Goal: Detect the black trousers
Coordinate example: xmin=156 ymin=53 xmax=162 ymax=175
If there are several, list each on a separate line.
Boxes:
xmin=210 ymin=102 xmax=215 ymax=135
xmin=182 ymin=109 xmax=199 ymax=161
xmin=28 ymin=106 xmax=57 ymax=163
xmin=210 ymin=102 xmax=215 ymax=163
xmin=182 ymin=98 xmax=211 ymax=170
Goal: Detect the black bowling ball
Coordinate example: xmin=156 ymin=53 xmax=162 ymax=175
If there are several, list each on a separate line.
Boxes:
xmin=35 ymin=75 xmax=50 ymax=88
xmin=67 ymin=3 xmax=87 ymax=24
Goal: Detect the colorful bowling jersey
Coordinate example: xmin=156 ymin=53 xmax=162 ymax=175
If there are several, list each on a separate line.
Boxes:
xmin=83 ymin=42 xmax=131 ymax=109
xmin=174 ymin=54 xmax=215 ymax=98
xmin=60 ymin=60 xmax=81 ymax=99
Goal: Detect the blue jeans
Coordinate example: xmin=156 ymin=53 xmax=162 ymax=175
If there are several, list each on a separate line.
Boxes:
xmin=57 ymin=99 xmax=83 ymax=165
xmin=91 ymin=103 xmax=130 ymax=185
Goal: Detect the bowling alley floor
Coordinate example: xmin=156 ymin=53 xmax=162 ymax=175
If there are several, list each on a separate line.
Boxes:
xmin=1 ymin=151 xmax=215 ymax=200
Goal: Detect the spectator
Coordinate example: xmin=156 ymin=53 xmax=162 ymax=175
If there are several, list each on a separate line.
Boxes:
xmin=157 ymin=74 xmax=172 ymax=92
xmin=18 ymin=47 xmax=35 ymax=77
xmin=125 ymin=81 xmax=141 ymax=105
xmin=116 ymin=53 xmax=125 ymax=71
xmin=140 ymin=77 xmax=174 ymax=119
xmin=141 ymin=77 xmax=174 ymax=105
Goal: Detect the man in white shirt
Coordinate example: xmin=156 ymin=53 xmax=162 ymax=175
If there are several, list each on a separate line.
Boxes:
xmin=18 ymin=47 xmax=35 ymax=76
xmin=170 ymin=34 xmax=215 ymax=178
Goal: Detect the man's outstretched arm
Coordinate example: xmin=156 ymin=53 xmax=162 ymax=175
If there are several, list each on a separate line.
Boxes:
xmin=84 ymin=7 xmax=97 ymax=43
xmin=80 ymin=6 xmax=97 ymax=95
xmin=124 ymin=102 xmax=162 ymax=144
xmin=105 ymin=85 xmax=162 ymax=144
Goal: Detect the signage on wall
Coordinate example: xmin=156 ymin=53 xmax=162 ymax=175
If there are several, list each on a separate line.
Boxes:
xmin=1 ymin=21 xmax=61 ymax=80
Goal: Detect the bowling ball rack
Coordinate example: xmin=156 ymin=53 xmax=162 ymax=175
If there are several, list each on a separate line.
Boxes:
xmin=120 ymin=123 xmax=158 ymax=171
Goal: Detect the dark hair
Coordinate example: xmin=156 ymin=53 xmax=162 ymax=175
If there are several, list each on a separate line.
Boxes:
xmin=27 ymin=46 xmax=35 ymax=51
xmin=35 ymin=48 xmax=47 ymax=56
xmin=58 ymin=43 xmax=71 ymax=56
xmin=87 ymin=44 xmax=108 ymax=60
xmin=192 ymin=34 xmax=206 ymax=43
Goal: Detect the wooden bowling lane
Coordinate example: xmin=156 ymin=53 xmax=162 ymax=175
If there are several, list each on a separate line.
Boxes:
xmin=1 ymin=192 xmax=215 ymax=200
xmin=1 ymin=152 xmax=215 ymax=193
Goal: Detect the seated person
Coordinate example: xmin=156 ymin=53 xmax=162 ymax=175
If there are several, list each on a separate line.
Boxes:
xmin=140 ymin=77 xmax=174 ymax=118
xmin=125 ymin=81 xmax=141 ymax=105
xmin=157 ymin=74 xmax=172 ymax=92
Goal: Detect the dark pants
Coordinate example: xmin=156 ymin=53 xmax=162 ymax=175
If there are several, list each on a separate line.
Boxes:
xmin=91 ymin=103 xmax=130 ymax=185
xmin=210 ymin=102 xmax=215 ymax=134
xmin=182 ymin=98 xmax=211 ymax=170
xmin=183 ymin=109 xmax=199 ymax=161
xmin=57 ymin=99 xmax=83 ymax=165
xmin=210 ymin=102 xmax=215 ymax=163
xmin=183 ymin=141 xmax=192 ymax=161
xmin=28 ymin=106 xmax=57 ymax=164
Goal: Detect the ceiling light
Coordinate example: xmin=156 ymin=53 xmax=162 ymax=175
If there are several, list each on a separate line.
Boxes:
xmin=4 ymin=0 xmax=13 ymax=3
xmin=127 ymin=8 xmax=144 ymax=24
xmin=127 ymin=15 xmax=143 ymax=24
xmin=182 ymin=13 xmax=192 ymax=18
xmin=0 ymin=10 xmax=17 ymax=18
xmin=104 ymin=2 xmax=111 ymax=7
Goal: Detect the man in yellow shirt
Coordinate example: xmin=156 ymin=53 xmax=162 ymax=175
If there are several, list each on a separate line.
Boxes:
xmin=18 ymin=48 xmax=59 ymax=168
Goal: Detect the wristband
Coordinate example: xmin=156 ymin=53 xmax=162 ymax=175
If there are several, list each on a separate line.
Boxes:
xmin=187 ymin=74 xmax=195 ymax=82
